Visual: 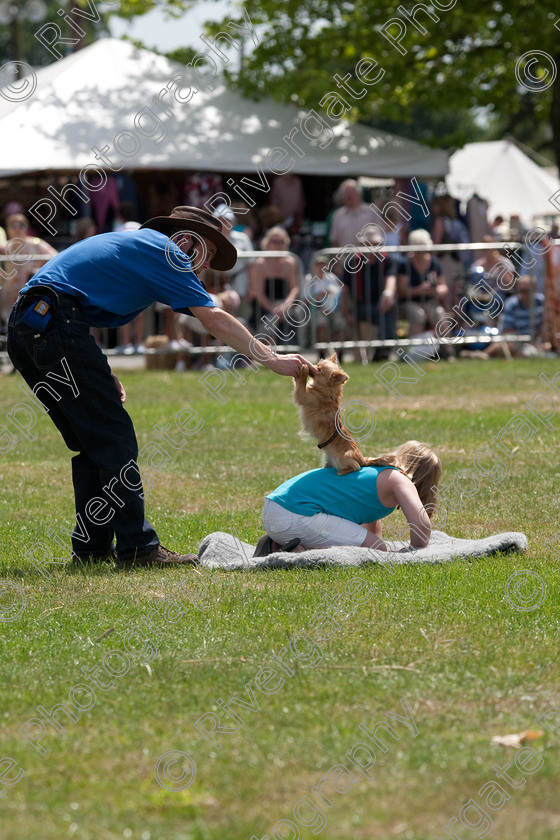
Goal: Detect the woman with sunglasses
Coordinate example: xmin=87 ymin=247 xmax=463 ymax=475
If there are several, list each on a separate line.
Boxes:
xmin=0 ymin=212 xmax=58 ymax=326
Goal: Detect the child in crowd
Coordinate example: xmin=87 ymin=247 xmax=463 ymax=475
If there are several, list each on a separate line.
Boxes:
xmin=305 ymin=254 xmax=346 ymax=357
xmin=255 ymin=441 xmax=441 ymax=555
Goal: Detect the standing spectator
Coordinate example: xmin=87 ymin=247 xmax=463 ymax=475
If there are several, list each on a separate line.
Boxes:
xmin=230 ymin=201 xmax=259 ymax=243
xmin=405 ymin=178 xmax=430 ymax=233
xmin=247 ymin=226 xmax=300 ymax=343
xmin=490 ymin=215 xmax=507 ymax=241
xmin=88 ymin=173 xmax=120 ymax=233
xmin=183 ymin=172 xmax=223 ymax=208
xmin=329 ymin=179 xmax=377 ymax=248
xmin=431 ymin=194 xmax=470 ymax=289
xmin=0 ymin=212 xmax=58 ymax=326
xmin=397 ymin=230 xmax=448 ymax=337
xmin=343 ymin=225 xmax=397 ymax=362
xmin=270 ymin=174 xmax=305 ymax=234
xmin=466 ymin=193 xmax=491 ymax=247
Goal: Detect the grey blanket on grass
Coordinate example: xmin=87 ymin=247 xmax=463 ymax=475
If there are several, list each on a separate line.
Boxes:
xmin=197 ymin=530 xmax=527 ymax=570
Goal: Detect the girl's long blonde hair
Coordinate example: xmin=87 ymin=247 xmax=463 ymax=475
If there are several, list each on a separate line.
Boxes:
xmin=367 ymin=440 xmax=442 ymax=518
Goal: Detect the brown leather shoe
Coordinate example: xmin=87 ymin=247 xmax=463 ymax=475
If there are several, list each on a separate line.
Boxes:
xmin=128 ymin=545 xmax=198 ymax=567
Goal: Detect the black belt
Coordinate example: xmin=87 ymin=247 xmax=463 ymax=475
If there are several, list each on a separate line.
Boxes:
xmin=19 ymin=285 xmax=79 ymax=307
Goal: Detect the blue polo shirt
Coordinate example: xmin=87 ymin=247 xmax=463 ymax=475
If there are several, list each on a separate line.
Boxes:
xmin=267 ymin=466 xmax=397 ymax=524
xmin=22 ymin=228 xmax=215 ymax=327
xmin=500 ymin=292 xmax=545 ymax=337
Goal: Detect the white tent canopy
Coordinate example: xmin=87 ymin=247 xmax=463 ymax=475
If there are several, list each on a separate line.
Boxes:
xmin=0 ymin=38 xmax=448 ymax=178
xmin=446 ymin=140 xmax=560 ymax=226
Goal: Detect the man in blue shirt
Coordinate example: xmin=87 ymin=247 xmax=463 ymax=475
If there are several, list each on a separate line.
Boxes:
xmin=8 ymin=206 xmax=314 ymax=567
xmin=500 ymin=275 xmax=545 ymax=337
xmin=486 ymin=275 xmax=545 ymax=357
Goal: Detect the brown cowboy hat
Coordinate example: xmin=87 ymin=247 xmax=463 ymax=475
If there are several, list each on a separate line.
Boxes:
xmin=140 ymin=206 xmax=237 ymax=271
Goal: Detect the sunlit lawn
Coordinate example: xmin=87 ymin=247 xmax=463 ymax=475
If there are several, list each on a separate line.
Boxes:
xmin=1 ymin=357 xmax=559 ymax=840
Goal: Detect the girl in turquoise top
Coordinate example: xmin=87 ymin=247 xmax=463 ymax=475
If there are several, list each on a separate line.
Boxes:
xmin=257 ymin=441 xmax=441 ymax=555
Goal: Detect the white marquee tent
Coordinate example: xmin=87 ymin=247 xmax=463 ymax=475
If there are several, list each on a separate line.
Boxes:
xmin=447 ymin=139 xmax=560 ymax=226
xmin=0 ymin=38 xmax=448 ymax=178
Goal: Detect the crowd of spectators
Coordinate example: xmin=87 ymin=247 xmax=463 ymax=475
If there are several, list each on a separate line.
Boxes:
xmin=1 ymin=172 xmax=557 ymax=367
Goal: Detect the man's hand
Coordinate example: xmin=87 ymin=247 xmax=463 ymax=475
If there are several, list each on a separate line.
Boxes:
xmin=435 ymin=283 xmax=449 ymax=303
xmin=418 ymin=281 xmax=435 ymax=296
xmin=112 ymin=373 xmax=126 ymax=403
xmin=379 ymin=289 xmax=395 ymax=313
xmin=264 ymin=354 xmax=318 ymax=378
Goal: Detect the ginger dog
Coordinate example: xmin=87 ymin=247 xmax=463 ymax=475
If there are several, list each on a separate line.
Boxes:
xmin=293 ymin=353 xmax=369 ymax=475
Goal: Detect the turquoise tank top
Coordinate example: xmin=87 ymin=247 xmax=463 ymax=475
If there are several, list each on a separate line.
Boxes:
xmin=267 ymin=466 xmax=397 ymax=524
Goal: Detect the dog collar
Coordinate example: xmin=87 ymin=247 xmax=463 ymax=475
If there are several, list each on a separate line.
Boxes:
xmin=317 ymin=431 xmax=338 ymax=449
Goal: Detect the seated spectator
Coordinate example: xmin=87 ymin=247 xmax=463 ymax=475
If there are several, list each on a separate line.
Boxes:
xmin=305 ymin=255 xmax=346 ymax=358
xmin=469 ymin=235 xmax=516 ymax=293
xmin=246 ymin=226 xmax=300 ymax=343
xmin=0 ymin=212 xmax=58 ymax=326
xmin=486 ymin=275 xmax=545 ymax=357
xmin=397 ymin=230 xmax=448 ymax=337
xmin=176 ymin=268 xmax=241 ymax=370
xmin=464 ymin=236 xmax=516 ymax=325
xmin=343 ymin=225 xmax=397 ymax=362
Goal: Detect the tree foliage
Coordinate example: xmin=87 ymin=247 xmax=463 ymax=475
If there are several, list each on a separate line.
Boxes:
xmin=0 ymin=0 xmax=109 ymax=69
xmin=199 ymin=0 xmax=560 ymax=164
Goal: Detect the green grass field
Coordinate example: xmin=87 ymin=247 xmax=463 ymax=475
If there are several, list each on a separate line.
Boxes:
xmin=1 ymin=357 xmax=559 ymax=840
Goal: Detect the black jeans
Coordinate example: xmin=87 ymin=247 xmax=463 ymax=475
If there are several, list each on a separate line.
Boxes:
xmin=8 ymin=292 xmax=159 ymax=560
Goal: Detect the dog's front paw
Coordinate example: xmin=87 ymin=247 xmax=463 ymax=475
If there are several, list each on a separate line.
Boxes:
xmin=297 ymin=364 xmax=309 ymax=383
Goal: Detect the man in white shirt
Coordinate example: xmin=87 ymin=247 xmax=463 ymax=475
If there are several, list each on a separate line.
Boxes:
xmin=329 ymin=179 xmax=377 ymax=248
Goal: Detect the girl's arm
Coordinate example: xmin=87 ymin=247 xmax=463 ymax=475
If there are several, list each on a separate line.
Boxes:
xmin=379 ymin=470 xmax=431 ymax=548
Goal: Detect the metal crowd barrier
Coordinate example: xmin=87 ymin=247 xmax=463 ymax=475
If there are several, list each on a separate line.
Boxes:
xmin=0 ymin=240 xmax=552 ymax=366
xmin=307 ymin=241 xmax=546 ymax=361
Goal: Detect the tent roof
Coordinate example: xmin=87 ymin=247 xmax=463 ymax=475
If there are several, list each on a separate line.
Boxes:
xmin=0 ymin=38 xmax=448 ymax=178
xmin=446 ymin=140 xmax=560 ymax=225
